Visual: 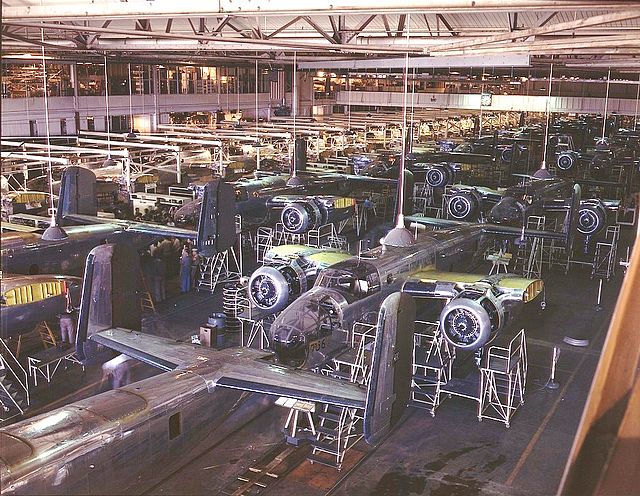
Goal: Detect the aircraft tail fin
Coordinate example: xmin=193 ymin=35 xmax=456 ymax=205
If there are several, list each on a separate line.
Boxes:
xmin=76 ymin=243 xmax=142 ymax=360
xmin=56 ymin=166 xmax=98 ymax=225
xmin=363 ymin=292 xmax=416 ymax=444
xmin=197 ymin=179 xmax=237 ymax=257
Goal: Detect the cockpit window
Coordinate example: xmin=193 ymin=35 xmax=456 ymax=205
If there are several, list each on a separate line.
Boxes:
xmin=316 ymin=261 xmax=380 ymax=297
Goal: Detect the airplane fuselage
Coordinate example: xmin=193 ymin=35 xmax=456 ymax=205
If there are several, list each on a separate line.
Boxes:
xmin=269 ymin=225 xmax=487 ymax=367
xmin=1 ymin=274 xmax=82 ymax=338
xmin=0 ymin=359 xmax=267 ymax=495
xmin=1 ymin=224 xmax=161 ymax=277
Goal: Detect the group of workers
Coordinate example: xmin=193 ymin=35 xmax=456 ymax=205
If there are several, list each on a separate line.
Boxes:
xmin=132 ymin=200 xmax=178 ymax=227
xmin=180 ymin=244 xmax=201 ymax=292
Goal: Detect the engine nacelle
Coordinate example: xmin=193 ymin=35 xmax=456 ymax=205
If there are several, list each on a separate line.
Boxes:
xmin=280 ymin=197 xmax=354 ymax=234
xmin=500 ymin=144 xmax=521 ymax=164
xmin=424 ymin=163 xmax=454 ymax=188
xmin=281 ymin=201 xmax=323 ymax=233
xmin=446 ymin=189 xmax=481 ymax=221
xmin=248 ymin=263 xmax=307 ymax=312
xmin=556 ymin=151 xmax=578 ymax=172
xmin=577 ymin=200 xmax=607 ymax=236
xmin=439 ymin=290 xmax=504 ymax=351
xmin=589 ymin=152 xmax=612 ymax=180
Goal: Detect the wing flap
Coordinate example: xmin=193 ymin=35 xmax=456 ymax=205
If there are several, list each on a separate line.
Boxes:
xmin=63 ymin=213 xmax=197 ymax=239
xmin=217 ymin=362 xmax=366 ymax=409
xmin=90 ymin=328 xmax=210 ymax=371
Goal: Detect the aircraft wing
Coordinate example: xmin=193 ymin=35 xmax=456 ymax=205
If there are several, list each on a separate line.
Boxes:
xmin=216 ymin=354 xmax=366 ymax=409
xmin=63 ymin=213 xmax=197 ymax=239
xmin=90 ymin=327 xmax=211 ymax=370
xmin=306 ymin=170 xmax=398 ymax=186
xmin=406 ymin=215 xmax=565 ymax=242
xmin=403 ymin=269 xmax=544 ymax=303
xmin=89 ymin=327 xmax=366 ymax=409
xmin=0 ymin=222 xmax=40 ymax=233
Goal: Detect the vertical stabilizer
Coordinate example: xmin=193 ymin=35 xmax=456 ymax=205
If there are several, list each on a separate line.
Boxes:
xmin=197 ymin=179 xmax=237 ymax=257
xmin=363 ymin=292 xmax=415 ymax=444
xmin=56 ymin=166 xmax=97 ymax=225
xmin=76 ymin=244 xmax=141 ymax=360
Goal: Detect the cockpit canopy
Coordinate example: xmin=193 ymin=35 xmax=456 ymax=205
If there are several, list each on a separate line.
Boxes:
xmin=315 ymin=260 xmax=381 ymax=298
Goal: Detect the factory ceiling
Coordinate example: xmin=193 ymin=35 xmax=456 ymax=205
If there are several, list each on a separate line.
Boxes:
xmin=1 ymin=1 xmax=639 ymax=71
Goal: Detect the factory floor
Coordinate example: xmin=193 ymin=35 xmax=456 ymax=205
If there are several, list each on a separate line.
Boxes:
xmin=8 ymin=229 xmax=633 ymax=496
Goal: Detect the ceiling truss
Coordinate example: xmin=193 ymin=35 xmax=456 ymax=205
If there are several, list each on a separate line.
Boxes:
xmin=1 ymin=2 xmax=638 ymax=71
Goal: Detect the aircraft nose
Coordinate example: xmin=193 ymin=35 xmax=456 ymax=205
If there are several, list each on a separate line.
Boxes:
xmin=489 ymin=197 xmax=524 ymax=225
xmin=271 ymin=326 xmax=308 ymax=367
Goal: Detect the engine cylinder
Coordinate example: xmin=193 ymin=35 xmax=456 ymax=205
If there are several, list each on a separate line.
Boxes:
xmin=425 ymin=164 xmax=453 ymax=188
xmin=446 ymin=190 xmax=480 ymax=221
xmin=577 ymin=200 xmax=607 ymax=236
xmin=439 ymin=292 xmax=502 ymax=350
xmin=280 ymin=201 xmax=322 ymax=233
xmin=248 ymin=264 xmax=307 ymax=312
xmin=556 ymin=152 xmax=577 ymax=172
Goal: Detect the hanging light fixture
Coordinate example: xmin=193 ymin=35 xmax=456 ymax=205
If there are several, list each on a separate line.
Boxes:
xmin=533 ymin=63 xmax=554 ymax=180
xmin=287 ymin=50 xmax=303 ymax=187
xmin=103 ymin=54 xmax=117 ymax=167
xmin=382 ymin=13 xmax=415 ymax=248
xmin=40 ymin=29 xmax=68 ymax=241
xmin=126 ymin=62 xmax=137 ymax=138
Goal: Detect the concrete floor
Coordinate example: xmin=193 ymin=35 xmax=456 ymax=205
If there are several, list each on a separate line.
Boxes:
xmin=137 ymin=263 xmax=620 ymax=496
xmin=11 ymin=227 xmax=631 ymax=496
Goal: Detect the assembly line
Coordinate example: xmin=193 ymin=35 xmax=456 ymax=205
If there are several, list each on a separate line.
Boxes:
xmin=2 ymin=3 xmax=640 ymax=495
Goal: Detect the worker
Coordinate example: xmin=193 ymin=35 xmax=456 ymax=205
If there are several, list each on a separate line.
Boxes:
xmin=58 ymin=294 xmax=77 ymax=346
xmin=190 ymin=248 xmax=200 ymax=290
xmin=179 ymin=246 xmax=191 ymax=293
xmin=152 ymin=255 xmax=166 ymax=302
xmin=101 ymin=354 xmax=133 ymax=389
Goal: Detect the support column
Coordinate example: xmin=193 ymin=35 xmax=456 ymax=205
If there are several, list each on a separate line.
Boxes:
xmin=151 ymin=65 xmax=160 ymax=132
xmin=70 ymin=63 xmax=79 ymax=134
xmin=175 ymin=151 xmax=182 ymax=185
xmin=296 ymin=72 xmax=314 ymax=118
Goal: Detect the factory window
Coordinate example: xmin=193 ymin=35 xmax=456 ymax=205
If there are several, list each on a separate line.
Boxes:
xmin=169 ymin=412 xmax=181 ymax=440
xmin=60 ymin=118 xmax=67 ymax=136
xmin=29 ymin=120 xmax=38 ymax=137
xmin=87 ymin=116 xmax=95 ymax=131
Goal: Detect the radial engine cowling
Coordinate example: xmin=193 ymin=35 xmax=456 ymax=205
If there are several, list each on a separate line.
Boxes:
xmin=425 ymin=163 xmax=455 ymax=188
xmin=281 ymin=201 xmax=323 ymax=234
xmin=556 ymin=151 xmax=578 ymax=172
xmin=577 ymin=199 xmax=607 ymax=236
xmin=446 ymin=189 xmax=481 ymax=221
xmin=248 ymin=263 xmax=307 ymax=312
xmin=439 ymin=290 xmax=504 ymax=351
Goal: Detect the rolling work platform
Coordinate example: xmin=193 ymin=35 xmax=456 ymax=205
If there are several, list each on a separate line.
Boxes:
xmin=0 ymin=338 xmax=30 ymax=423
xmin=198 ymin=214 xmax=243 ymax=293
xmin=197 ymin=247 xmax=242 ymax=293
xmin=514 ymin=215 xmax=546 ymax=278
xmin=478 ymin=329 xmax=528 ymax=428
xmin=27 ymin=345 xmax=85 ymax=387
xmin=409 ymin=320 xmax=529 ymax=429
xmin=410 ymin=321 xmax=455 ymax=417
xmin=308 ymin=321 xmax=376 ymax=470
xmin=591 ymin=225 xmax=620 ymax=280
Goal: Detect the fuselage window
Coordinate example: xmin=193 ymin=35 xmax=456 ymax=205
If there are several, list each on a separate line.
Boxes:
xmin=169 ymin=412 xmax=182 ymax=440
